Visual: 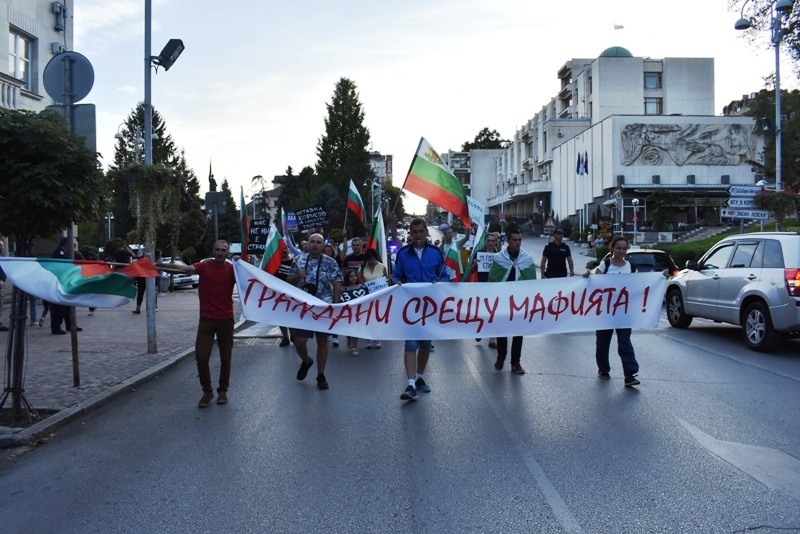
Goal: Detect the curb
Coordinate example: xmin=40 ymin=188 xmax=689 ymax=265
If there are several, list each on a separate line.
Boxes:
xmin=0 ymin=318 xmax=249 ymax=449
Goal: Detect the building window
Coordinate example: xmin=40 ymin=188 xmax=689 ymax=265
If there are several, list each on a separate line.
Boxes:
xmin=644 ymin=72 xmax=662 ymax=89
xmin=644 ymin=97 xmax=662 ymax=115
xmin=8 ymin=31 xmax=32 ymax=90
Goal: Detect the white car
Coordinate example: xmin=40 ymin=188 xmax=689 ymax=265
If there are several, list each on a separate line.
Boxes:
xmin=160 ymin=258 xmax=199 ymax=289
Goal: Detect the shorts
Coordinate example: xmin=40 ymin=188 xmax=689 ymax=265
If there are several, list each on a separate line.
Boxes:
xmin=292 ymin=328 xmax=328 ymax=339
xmin=404 ymin=339 xmax=432 ymax=351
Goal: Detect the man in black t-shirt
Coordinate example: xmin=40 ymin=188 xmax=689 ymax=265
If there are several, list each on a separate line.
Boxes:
xmin=540 ymin=228 xmax=575 ymax=279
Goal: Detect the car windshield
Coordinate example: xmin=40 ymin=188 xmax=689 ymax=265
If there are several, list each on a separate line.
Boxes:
xmin=627 ymin=252 xmax=674 ymax=271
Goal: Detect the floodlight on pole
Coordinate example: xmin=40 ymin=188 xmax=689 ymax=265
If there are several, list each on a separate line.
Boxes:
xmin=735 ymin=0 xmax=794 ymax=195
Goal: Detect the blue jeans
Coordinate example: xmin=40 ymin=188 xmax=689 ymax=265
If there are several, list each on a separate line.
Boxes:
xmin=595 ymin=328 xmax=639 ymax=377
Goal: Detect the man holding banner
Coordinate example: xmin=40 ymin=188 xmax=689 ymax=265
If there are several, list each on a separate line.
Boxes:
xmin=286 ymin=233 xmax=343 ymax=390
xmin=392 ymin=218 xmax=449 ymax=401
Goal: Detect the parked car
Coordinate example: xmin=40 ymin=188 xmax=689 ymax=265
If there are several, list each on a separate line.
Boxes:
xmin=665 ymin=232 xmax=800 ymax=352
xmin=600 ymin=247 xmax=680 ymax=277
xmin=160 ymin=258 xmax=199 ymax=289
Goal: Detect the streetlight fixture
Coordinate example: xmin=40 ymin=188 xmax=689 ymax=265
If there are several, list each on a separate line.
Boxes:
xmin=632 ymin=198 xmax=640 ymax=247
xmin=363 ymin=178 xmax=382 ymax=223
xmin=756 ymin=179 xmax=769 ymax=231
xmin=106 ymin=211 xmax=114 ymax=241
xmin=736 ymin=0 xmax=794 ymax=194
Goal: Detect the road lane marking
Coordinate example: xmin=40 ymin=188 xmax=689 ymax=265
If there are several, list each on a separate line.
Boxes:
xmin=462 ymin=353 xmax=584 ymax=533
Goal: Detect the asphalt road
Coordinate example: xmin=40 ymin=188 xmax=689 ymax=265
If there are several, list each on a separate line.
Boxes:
xmin=1 ymin=320 xmax=799 ymax=533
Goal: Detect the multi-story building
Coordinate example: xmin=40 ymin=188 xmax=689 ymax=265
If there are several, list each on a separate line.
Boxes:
xmin=487 ymin=46 xmax=762 ymax=237
xmin=1 ymin=0 xmax=72 ymax=112
xmin=439 ymin=148 xmax=504 ymax=226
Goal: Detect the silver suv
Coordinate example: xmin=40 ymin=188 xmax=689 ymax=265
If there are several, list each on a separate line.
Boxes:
xmin=666 ymin=232 xmax=800 ymax=352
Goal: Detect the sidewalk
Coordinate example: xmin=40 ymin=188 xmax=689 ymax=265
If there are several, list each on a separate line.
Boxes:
xmin=0 ymin=289 xmax=269 ymax=448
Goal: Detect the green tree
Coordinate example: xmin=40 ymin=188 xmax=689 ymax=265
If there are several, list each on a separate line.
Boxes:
xmin=646 ymin=189 xmax=682 ymax=231
xmin=0 ymin=109 xmax=108 ymax=255
xmin=743 ymin=88 xmax=800 ymax=193
xmin=110 ymin=104 xmax=206 ymax=256
xmin=315 ymin=77 xmax=373 ymax=225
xmin=461 ymin=127 xmax=510 ymax=150
xmin=732 ymin=0 xmax=800 ymax=74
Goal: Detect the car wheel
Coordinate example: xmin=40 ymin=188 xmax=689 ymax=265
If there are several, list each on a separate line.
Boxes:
xmin=666 ymin=289 xmax=693 ymax=328
xmin=742 ymin=301 xmax=781 ymax=353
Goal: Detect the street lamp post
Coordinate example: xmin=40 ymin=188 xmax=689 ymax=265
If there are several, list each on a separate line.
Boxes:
xmin=106 ymin=211 xmax=114 ymax=241
xmin=736 ymin=0 xmax=794 ymax=196
xmin=632 ymin=198 xmax=640 ymax=247
xmin=756 ymin=179 xmax=768 ymax=231
xmin=363 ymin=178 xmax=382 ymax=223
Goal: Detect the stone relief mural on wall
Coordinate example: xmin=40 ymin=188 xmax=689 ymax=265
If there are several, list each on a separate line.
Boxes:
xmin=621 ymin=123 xmax=757 ymax=166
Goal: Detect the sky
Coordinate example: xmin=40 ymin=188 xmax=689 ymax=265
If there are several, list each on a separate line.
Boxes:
xmin=73 ymin=0 xmax=798 ymax=215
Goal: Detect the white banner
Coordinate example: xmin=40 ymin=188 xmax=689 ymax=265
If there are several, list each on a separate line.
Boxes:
xmin=234 ymin=260 xmax=667 ymax=340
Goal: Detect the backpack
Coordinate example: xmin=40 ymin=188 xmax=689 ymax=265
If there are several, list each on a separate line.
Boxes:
xmin=601 ymin=257 xmax=636 ymax=274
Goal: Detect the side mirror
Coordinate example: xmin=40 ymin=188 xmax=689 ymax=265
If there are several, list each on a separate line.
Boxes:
xmin=686 ymin=260 xmax=698 ymax=271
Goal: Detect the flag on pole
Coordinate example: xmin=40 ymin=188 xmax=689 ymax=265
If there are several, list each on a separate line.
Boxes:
xmin=404 ymin=137 xmax=471 ymax=228
xmin=584 ymin=151 xmax=589 ymax=175
xmin=365 ymin=208 xmax=388 ymax=268
xmin=347 ymin=180 xmax=366 ymax=224
xmin=0 ymin=257 xmax=158 ymax=308
xmin=576 ymin=152 xmax=583 ymax=175
xmin=239 ymin=186 xmax=250 ymax=263
xmin=259 ymin=222 xmax=288 ymax=275
xmin=463 ymin=223 xmax=486 ymax=283
xmin=444 ymin=244 xmax=463 ymax=282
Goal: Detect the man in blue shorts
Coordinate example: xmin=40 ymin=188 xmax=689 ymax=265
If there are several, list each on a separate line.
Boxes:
xmin=391 ymin=218 xmax=449 ymax=401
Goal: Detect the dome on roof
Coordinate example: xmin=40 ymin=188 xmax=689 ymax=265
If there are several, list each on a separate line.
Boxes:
xmin=599 ymin=46 xmax=633 ymax=58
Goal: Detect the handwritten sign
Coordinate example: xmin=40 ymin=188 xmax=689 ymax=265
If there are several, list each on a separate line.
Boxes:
xmin=476 ymin=251 xmax=496 ymax=272
xmin=295 ymin=206 xmax=328 ymax=230
xmin=363 ymin=277 xmax=389 ymax=294
xmin=247 ymin=219 xmax=270 ymax=254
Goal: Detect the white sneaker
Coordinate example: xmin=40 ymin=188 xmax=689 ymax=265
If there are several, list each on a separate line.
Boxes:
xmin=375 ymin=341 xmax=382 ymax=349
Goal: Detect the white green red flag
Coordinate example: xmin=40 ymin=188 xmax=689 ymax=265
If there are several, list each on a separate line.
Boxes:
xmin=347 ymin=180 xmax=366 ymax=224
xmin=463 ymin=223 xmax=486 ymax=282
xmin=404 ymin=137 xmax=471 ymax=228
xmin=239 ymin=186 xmax=250 ymax=263
xmin=258 ymin=222 xmax=288 ymax=275
xmin=364 ymin=208 xmax=388 ymax=267
xmin=0 ymin=257 xmax=158 ymax=308
xmin=443 ymin=244 xmax=463 ymax=282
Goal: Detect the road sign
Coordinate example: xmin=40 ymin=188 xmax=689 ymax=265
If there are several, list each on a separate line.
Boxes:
xmin=727 ymin=185 xmax=761 ymax=198
xmin=720 ymin=208 xmax=769 ymax=220
xmin=544 ymin=216 xmax=556 ymax=229
xmin=726 ymin=197 xmax=758 ymax=209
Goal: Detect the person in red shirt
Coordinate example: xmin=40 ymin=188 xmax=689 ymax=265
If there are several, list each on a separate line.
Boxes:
xmin=157 ymin=240 xmax=237 ymax=408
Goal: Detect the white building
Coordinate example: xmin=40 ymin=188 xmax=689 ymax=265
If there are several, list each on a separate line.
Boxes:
xmin=488 ymin=46 xmax=762 ymax=236
xmin=1 ymin=0 xmax=73 ymax=112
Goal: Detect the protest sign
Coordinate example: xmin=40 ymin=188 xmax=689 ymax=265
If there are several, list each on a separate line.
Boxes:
xmin=247 ymin=219 xmax=270 ymax=254
xmin=234 ymin=259 xmax=666 ymax=341
xmin=295 ymin=206 xmax=328 ymax=230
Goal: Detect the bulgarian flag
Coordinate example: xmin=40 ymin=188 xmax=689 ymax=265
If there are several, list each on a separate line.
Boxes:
xmin=443 ymin=244 xmax=463 ymax=282
xmin=347 ymin=180 xmax=366 ymax=224
xmin=463 ymin=223 xmax=486 ymax=283
xmin=240 ymin=186 xmax=250 ymax=263
xmin=0 ymin=257 xmax=158 ymax=308
xmin=404 ymin=137 xmax=471 ymax=228
xmin=365 ymin=208 xmax=388 ymax=267
xmin=259 ymin=222 xmax=287 ymax=275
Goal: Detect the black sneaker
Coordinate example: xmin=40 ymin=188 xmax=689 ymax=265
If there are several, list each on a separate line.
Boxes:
xmin=279 ymin=337 xmax=290 ymax=347
xmin=415 ymin=377 xmax=431 ymax=393
xmin=296 ymin=357 xmax=314 ymax=381
xmin=400 ymin=385 xmax=418 ymax=401
xmin=198 ymin=392 xmax=214 ymax=408
xmin=624 ymin=375 xmax=640 ymax=387
xmin=598 ymin=370 xmax=611 ymax=380
xmin=316 ymin=374 xmax=329 ymax=390
xmin=216 ymin=391 xmax=228 ymax=404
